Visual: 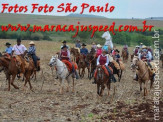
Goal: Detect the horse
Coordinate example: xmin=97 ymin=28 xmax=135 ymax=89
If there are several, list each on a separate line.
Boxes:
xmin=109 ymin=61 xmax=123 ymax=82
xmin=49 ymin=55 xmax=76 ymax=94
xmin=132 ymin=56 xmax=154 ymax=96
xmin=78 ymin=54 xmax=87 ymax=78
xmin=121 ymin=49 xmax=128 ymax=62
xmin=70 ymin=47 xmax=80 ymax=64
xmin=130 ymin=54 xmax=134 ymax=62
xmin=95 ymin=65 xmax=111 ymax=96
xmin=85 ymin=48 xmax=96 ymax=80
xmin=0 ymin=55 xmax=35 ymax=91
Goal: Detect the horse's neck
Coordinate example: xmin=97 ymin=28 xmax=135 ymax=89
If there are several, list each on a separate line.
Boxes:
xmin=0 ymin=58 xmax=10 ymax=68
xmin=137 ymin=60 xmax=146 ymax=71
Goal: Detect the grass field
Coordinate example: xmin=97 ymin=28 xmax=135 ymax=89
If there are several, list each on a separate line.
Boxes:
xmin=0 ymin=39 xmax=163 ymax=121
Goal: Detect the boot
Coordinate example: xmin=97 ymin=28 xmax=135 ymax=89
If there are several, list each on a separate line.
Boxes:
xmin=75 ymin=70 xmax=79 ymax=79
xmin=133 ymin=74 xmax=138 ymax=81
xmin=92 ymin=79 xmax=96 ymax=84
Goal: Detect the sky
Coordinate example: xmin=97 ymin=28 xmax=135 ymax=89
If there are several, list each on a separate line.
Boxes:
xmin=0 ymin=0 xmax=162 ymax=18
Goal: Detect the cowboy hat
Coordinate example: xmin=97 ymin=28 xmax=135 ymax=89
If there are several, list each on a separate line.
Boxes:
xmin=61 ymin=45 xmax=68 ymax=49
xmin=5 ymin=42 xmax=11 ymax=46
xmin=17 ymin=38 xmax=21 ymax=42
xmin=82 ymin=43 xmax=86 ymax=46
xmin=29 ymin=41 xmax=35 ymax=45
xmin=97 ymin=44 xmax=102 ymax=48
xmin=140 ymin=43 xmax=143 ymax=45
xmin=142 ymin=45 xmax=147 ymax=48
xmin=62 ymin=40 xmax=67 ymax=43
xmin=115 ymin=49 xmax=120 ymax=53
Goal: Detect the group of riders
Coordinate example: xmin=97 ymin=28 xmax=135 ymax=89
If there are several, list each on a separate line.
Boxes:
xmin=3 ymin=38 xmax=155 ymax=82
xmin=3 ymin=38 xmax=39 ymax=74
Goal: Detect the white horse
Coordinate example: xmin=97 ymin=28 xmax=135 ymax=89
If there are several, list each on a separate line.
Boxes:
xmin=49 ymin=55 xmax=75 ymax=94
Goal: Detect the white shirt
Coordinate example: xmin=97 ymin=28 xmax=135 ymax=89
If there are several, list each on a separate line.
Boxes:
xmin=12 ymin=44 xmax=27 ymax=55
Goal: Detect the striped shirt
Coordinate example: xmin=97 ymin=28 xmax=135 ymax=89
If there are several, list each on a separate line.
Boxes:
xmin=28 ymin=46 xmax=36 ymax=55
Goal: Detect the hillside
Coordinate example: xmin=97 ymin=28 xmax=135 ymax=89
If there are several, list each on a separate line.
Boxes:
xmin=0 ymin=13 xmax=163 ymax=27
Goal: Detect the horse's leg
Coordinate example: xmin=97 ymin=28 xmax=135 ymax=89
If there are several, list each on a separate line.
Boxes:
xmin=11 ymin=74 xmax=19 ymax=89
xmin=107 ymin=82 xmax=110 ymax=96
xmin=100 ymin=84 xmax=105 ymax=96
xmin=139 ymin=80 xmax=142 ymax=92
xmin=66 ymin=77 xmax=70 ymax=92
xmin=60 ymin=79 xmax=64 ymax=94
xmin=97 ymin=83 xmax=100 ymax=95
xmin=144 ymin=81 xmax=148 ymax=96
xmin=72 ymin=77 xmax=75 ymax=93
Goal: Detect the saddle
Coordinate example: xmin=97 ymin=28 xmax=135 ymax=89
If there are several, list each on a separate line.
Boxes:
xmin=94 ymin=65 xmax=113 ymax=78
xmin=62 ymin=60 xmax=78 ymax=72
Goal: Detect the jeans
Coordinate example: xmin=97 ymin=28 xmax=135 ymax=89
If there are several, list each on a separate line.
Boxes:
xmin=31 ymin=54 xmax=37 ymax=68
xmin=105 ymin=65 xmax=116 ymax=82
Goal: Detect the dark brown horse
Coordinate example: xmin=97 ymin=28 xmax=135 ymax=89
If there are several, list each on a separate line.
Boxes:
xmin=78 ymin=54 xmax=87 ymax=78
xmin=96 ymin=66 xmax=111 ymax=96
xmin=121 ymin=49 xmax=128 ymax=62
xmin=109 ymin=62 xmax=122 ymax=82
xmin=85 ymin=48 xmax=97 ymax=80
xmin=130 ymin=54 xmax=134 ymax=62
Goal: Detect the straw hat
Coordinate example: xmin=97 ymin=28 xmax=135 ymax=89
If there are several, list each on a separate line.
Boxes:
xmin=140 ymin=43 xmax=143 ymax=45
xmin=29 ymin=41 xmax=35 ymax=45
xmin=97 ymin=44 xmax=102 ymax=48
xmin=142 ymin=45 xmax=147 ymax=48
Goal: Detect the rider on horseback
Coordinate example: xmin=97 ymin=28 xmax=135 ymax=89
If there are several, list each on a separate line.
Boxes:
xmin=96 ymin=44 xmax=102 ymax=58
xmin=28 ymin=41 xmax=40 ymax=71
xmin=12 ymin=38 xmax=27 ymax=75
xmin=60 ymin=45 xmax=79 ymax=79
xmin=92 ymin=50 xmax=116 ymax=84
xmin=114 ymin=49 xmax=120 ymax=62
xmin=4 ymin=42 xmax=12 ymax=56
xmin=123 ymin=44 xmax=129 ymax=56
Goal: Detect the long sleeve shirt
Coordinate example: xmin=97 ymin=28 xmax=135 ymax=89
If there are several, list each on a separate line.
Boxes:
xmin=80 ymin=48 xmax=88 ymax=56
xmin=28 ymin=46 xmax=36 ymax=55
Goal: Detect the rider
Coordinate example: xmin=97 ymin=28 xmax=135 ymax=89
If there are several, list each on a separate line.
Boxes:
xmin=91 ymin=42 xmax=97 ymax=50
xmin=75 ymin=39 xmax=81 ymax=48
xmin=114 ymin=49 xmax=120 ymax=62
xmin=60 ymin=45 xmax=79 ymax=79
xmin=133 ymin=46 xmax=139 ymax=56
xmin=28 ymin=41 xmax=38 ymax=70
xmin=96 ymin=44 xmax=102 ymax=58
xmin=61 ymin=41 xmax=70 ymax=50
xmin=139 ymin=43 xmax=143 ymax=49
xmin=80 ymin=43 xmax=88 ymax=57
xmin=123 ymin=44 xmax=129 ymax=56
xmin=92 ymin=50 xmax=116 ymax=84
xmin=12 ymin=38 xmax=27 ymax=74
xmin=4 ymin=42 xmax=12 ymax=55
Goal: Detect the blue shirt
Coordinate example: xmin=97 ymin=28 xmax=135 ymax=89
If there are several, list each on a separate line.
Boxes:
xmin=28 ymin=46 xmax=36 ymax=55
xmin=5 ymin=47 xmax=12 ymax=55
xmin=75 ymin=43 xmax=81 ymax=48
xmin=80 ymin=48 xmax=88 ymax=55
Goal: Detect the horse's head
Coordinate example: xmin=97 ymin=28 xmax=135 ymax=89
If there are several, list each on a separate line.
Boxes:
xmin=131 ymin=56 xmax=139 ymax=71
xmin=49 ymin=55 xmax=58 ymax=67
xmin=96 ymin=66 xmax=104 ymax=80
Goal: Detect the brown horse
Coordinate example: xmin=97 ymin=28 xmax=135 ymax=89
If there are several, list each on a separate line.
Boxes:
xmin=121 ymin=49 xmax=128 ymax=62
xmin=70 ymin=47 xmax=80 ymax=64
xmin=0 ymin=55 xmax=36 ymax=91
xmin=85 ymin=48 xmax=96 ymax=80
xmin=132 ymin=56 xmax=154 ymax=96
xmin=78 ymin=54 xmax=87 ymax=78
xmin=95 ymin=66 xmax=111 ymax=96
xmin=130 ymin=54 xmax=134 ymax=62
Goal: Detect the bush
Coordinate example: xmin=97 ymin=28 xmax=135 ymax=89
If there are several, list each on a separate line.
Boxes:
xmin=31 ymin=33 xmax=43 ymax=41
